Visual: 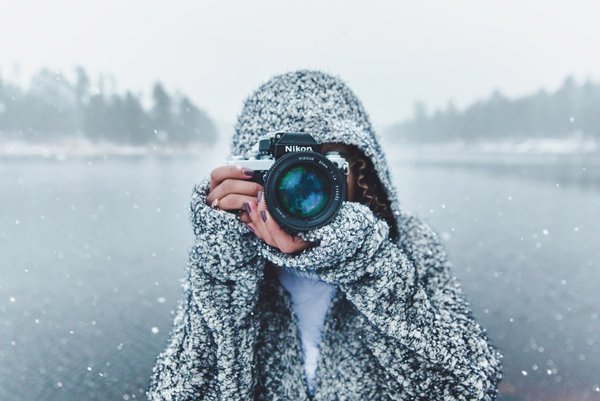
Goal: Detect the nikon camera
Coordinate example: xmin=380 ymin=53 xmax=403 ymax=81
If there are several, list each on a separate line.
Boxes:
xmin=226 ymin=132 xmax=349 ymax=232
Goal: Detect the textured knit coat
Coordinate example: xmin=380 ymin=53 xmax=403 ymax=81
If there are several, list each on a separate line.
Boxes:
xmin=147 ymin=71 xmax=503 ymax=400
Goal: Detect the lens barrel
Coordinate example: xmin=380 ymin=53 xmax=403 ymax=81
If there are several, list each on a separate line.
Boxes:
xmin=263 ymin=152 xmax=346 ymax=232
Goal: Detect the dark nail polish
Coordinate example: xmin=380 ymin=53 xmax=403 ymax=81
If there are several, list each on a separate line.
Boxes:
xmin=243 ymin=201 xmax=251 ymax=216
xmin=257 ymin=190 xmax=262 ymax=203
xmin=242 ymin=168 xmax=255 ymax=177
xmin=260 ymin=210 xmax=267 ymax=223
xmin=247 ymin=225 xmax=255 ymax=233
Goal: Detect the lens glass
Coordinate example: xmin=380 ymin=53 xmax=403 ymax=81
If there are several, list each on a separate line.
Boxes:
xmin=275 ymin=164 xmax=330 ymax=219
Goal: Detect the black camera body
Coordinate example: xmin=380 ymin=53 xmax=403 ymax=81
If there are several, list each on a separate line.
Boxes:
xmin=227 ymin=132 xmax=349 ymax=232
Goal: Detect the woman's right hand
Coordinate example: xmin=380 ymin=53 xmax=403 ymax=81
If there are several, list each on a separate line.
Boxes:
xmin=206 ymin=165 xmax=263 ymax=224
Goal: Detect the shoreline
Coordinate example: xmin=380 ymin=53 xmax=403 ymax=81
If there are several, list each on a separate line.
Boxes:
xmin=0 ymin=139 xmax=227 ymax=160
xmin=1 ymin=138 xmax=598 ymax=166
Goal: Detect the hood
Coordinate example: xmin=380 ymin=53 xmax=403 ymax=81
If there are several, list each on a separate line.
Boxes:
xmin=231 ymin=70 xmax=401 ymax=234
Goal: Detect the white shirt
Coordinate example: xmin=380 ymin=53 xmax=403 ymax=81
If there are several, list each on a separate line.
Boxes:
xmin=276 ymin=267 xmax=337 ymax=395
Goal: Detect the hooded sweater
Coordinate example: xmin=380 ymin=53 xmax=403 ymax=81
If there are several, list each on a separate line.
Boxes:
xmin=147 ymin=70 xmax=503 ymax=400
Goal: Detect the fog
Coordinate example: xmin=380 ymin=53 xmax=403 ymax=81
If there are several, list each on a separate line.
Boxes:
xmin=3 ymin=0 xmax=600 ymax=126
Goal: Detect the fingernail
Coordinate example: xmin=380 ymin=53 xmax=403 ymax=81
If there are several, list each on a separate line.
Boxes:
xmin=260 ymin=210 xmax=267 ymax=223
xmin=247 ymin=225 xmax=255 ymax=233
xmin=242 ymin=168 xmax=254 ymax=177
xmin=243 ymin=201 xmax=251 ymax=215
xmin=257 ymin=190 xmax=262 ymax=203
xmin=211 ymin=199 xmax=218 ymax=208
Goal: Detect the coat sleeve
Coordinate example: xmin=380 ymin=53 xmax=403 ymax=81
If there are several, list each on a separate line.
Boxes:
xmin=147 ymin=179 xmax=263 ymax=401
xmin=260 ymin=202 xmax=502 ymax=400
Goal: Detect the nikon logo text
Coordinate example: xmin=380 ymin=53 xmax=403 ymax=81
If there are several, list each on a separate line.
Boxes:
xmin=285 ymin=145 xmax=314 ymax=152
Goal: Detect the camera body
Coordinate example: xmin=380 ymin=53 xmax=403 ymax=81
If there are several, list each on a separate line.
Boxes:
xmin=226 ymin=132 xmax=349 ymax=232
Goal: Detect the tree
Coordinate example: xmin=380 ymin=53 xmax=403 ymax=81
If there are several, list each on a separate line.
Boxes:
xmin=385 ymin=76 xmax=600 ymax=143
xmin=151 ymin=82 xmax=173 ymax=142
xmin=25 ymin=68 xmax=78 ymax=140
xmin=84 ymin=93 xmax=111 ymax=141
xmin=121 ymin=92 xmax=148 ymax=145
xmin=174 ymin=96 xmax=217 ymax=145
xmin=0 ymin=66 xmax=219 ymax=146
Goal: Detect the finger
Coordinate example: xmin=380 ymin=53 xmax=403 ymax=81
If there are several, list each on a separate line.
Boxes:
xmin=207 ymin=179 xmax=262 ymax=206
xmin=246 ymin=223 xmax=259 ymax=238
xmin=237 ymin=211 xmax=251 ymax=224
xmin=261 ymin=209 xmax=306 ymax=253
xmin=209 ymin=165 xmax=255 ymax=191
xmin=257 ymin=196 xmax=312 ymax=253
xmin=247 ymin=201 xmax=277 ymax=247
xmin=255 ymin=199 xmax=296 ymax=251
xmin=210 ymin=194 xmax=256 ymax=212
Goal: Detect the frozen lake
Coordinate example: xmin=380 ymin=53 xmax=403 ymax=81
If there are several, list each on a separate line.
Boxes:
xmin=0 ymin=152 xmax=599 ymax=400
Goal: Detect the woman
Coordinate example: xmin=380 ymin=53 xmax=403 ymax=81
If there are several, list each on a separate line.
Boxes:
xmin=147 ymin=70 xmax=502 ymax=400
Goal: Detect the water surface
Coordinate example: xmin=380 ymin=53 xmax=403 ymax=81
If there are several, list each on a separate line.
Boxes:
xmin=0 ymin=154 xmax=598 ymax=400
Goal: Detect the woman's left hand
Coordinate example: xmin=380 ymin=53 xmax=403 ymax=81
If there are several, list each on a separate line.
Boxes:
xmin=244 ymin=191 xmax=314 ymax=254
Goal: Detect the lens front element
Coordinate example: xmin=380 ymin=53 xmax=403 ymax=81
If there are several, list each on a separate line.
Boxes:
xmin=264 ymin=152 xmax=346 ymax=232
xmin=275 ymin=164 xmax=330 ymax=219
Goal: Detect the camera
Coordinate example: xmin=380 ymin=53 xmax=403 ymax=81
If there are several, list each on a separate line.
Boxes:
xmin=226 ymin=132 xmax=349 ymax=232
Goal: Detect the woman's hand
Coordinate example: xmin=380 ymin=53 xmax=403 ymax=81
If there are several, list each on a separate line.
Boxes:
xmin=245 ymin=192 xmax=315 ymax=254
xmin=206 ymin=165 xmax=313 ymax=254
xmin=206 ymin=165 xmax=263 ymax=224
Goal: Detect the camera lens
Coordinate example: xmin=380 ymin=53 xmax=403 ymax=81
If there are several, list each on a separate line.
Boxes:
xmin=275 ymin=164 xmax=330 ymax=219
xmin=264 ymin=151 xmax=346 ymax=232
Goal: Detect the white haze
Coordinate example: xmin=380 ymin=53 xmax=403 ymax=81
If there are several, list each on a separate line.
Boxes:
xmin=1 ymin=0 xmax=600 ymax=128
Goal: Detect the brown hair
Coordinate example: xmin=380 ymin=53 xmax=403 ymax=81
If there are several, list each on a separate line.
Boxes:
xmin=347 ymin=146 xmax=399 ymax=240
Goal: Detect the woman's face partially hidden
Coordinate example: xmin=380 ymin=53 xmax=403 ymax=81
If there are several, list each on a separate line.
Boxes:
xmin=321 ymin=143 xmax=356 ymax=202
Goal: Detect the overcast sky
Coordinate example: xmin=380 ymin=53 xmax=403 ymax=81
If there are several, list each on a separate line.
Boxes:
xmin=1 ymin=0 xmax=599 ymax=130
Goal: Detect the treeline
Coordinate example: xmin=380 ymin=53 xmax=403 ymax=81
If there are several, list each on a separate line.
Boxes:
xmin=386 ymin=76 xmax=600 ymax=143
xmin=0 ymin=66 xmax=217 ymax=146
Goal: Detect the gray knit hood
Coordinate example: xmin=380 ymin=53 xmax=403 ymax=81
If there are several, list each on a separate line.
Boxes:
xmin=230 ymin=70 xmax=401 ymax=232
xmin=148 ymin=73 xmax=503 ymax=401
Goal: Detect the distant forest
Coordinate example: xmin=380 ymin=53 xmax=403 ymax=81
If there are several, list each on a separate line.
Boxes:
xmin=386 ymin=76 xmax=600 ymax=143
xmin=0 ymin=66 xmax=217 ymax=146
